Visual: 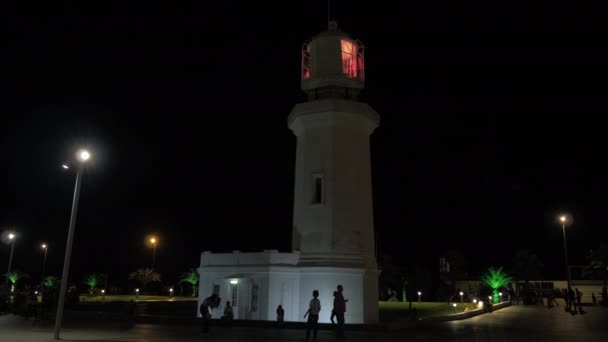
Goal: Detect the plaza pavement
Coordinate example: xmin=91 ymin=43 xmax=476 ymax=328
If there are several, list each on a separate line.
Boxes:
xmin=1 ymin=305 xmax=607 ymax=341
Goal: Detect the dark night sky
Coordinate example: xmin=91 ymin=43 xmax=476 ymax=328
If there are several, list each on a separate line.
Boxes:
xmin=1 ymin=1 xmax=607 ymax=288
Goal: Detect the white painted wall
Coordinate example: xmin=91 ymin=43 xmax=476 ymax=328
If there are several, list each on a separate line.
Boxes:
xmin=289 ymin=99 xmax=379 ymax=269
xmin=198 ymin=253 xmax=378 ymax=323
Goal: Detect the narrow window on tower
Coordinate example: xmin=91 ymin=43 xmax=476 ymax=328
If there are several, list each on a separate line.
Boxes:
xmin=312 ymin=174 xmax=324 ymax=205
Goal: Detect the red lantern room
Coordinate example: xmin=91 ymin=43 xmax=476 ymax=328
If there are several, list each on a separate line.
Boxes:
xmin=301 ymin=21 xmax=365 ymax=96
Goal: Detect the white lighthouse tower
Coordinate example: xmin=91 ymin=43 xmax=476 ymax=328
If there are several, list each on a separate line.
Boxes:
xmin=197 ymin=22 xmax=379 ymax=324
xmin=289 ymin=21 xmax=379 ymax=322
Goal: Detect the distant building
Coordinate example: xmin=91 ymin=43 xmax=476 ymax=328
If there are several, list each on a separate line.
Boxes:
xmin=197 ymin=21 xmax=379 ymax=323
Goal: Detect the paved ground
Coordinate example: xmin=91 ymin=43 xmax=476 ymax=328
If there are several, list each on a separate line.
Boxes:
xmin=1 ymin=305 xmax=607 ymax=341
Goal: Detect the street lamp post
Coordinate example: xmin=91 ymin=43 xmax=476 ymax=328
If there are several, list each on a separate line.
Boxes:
xmin=41 ymin=244 xmax=48 ymax=278
xmin=150 ymin=237 xmax=157 ymax=268
xmin=6 ymin=233 xmax=16 ymax=288
xmin=54 ymin=149 xmax=90 ymax=340
xmin=417 ymin=291 xmax=422 ymax=302
xmin=559 ymin=215 xmax=572 ymax=289
xmin=459 ymin=291 xmax=464 ymax=303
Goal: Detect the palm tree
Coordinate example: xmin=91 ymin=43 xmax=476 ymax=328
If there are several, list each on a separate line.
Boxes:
xmin=129 ymin=268 xmax=161 ymax=294
xmin=584 ymin=243 xmax=608 ymax=304
xmin=481 ymin=267 xmax=512 ymax=304
xmin=180 ymin=269 xmax=199 ymax=297
xmin=42 ymin=275 xmax=59 ymax=288
xmin=84 ymin=274 xmax=98 ymax=294
xmin=7 ymin=271 xmax=20 ymax=293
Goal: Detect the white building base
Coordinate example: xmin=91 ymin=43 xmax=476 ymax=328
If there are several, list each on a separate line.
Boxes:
xmin=197 ymin=250 xmax=378 ymax=324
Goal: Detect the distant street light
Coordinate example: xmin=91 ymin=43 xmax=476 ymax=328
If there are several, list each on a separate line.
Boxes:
xmin=6 ymin=232 xmax=16 ymax=288
xmin=559 ymin=215 xmax=572 ymax=289
xmin=135 ymin=288 xmax=140 ymax=299
xmin=459 ymin=291 xmax=464 ymax=303
xmin=169 ymin=288 xmax=174 ymax=297
xmin=54 ymin=149 xmax=91 ymax=340
xmin=41 ymin=244 xmax=48 ymax=278
xmin=417 ymin=291 xmax=422 ymax=302
xmin=101 ymin=289 xmax=105 ymax=300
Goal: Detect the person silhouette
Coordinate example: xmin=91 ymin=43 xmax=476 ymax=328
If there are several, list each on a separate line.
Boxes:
xmin=304 ymin=290 xmax=321 ymax=340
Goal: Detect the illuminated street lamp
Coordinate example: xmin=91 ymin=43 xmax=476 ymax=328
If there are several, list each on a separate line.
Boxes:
xmin=559 ymin=215 xmax=572 ymax=288
xmin=169 ymin=288 xmax=174 ymax=297
xmin=459 ymin=291 xmax=464 ymax=303
xmin=54 ymin=149 xmax=91 ymax=340
xmin=5 ymin=232 xmax=16 ymax=288
xmin=101 ymin=289 xmax=105 ymax=300
xmin=417 ymin=291 xmax=422 ymax=302
xmin=41 ymin=243 xmax=48 ymax=278
xmin=135 ymin=288 xmax=140 ymax=299
xmin=499 ymin=292 xmax=503 ymax=301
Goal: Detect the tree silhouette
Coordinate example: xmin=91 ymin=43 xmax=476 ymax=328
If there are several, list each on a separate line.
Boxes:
xmin=180 ymin=269 xmax=199 ymax=297
xmin=129 ymin=268 xmax=161 ymax=294
xmin=510 ymin=250 xmax=544 ymax=281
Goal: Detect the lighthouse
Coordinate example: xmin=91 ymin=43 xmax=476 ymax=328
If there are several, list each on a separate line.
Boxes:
xmin=197 ymin=22 xmax=379 ymax=324
xmin=289 ymin=20 xmax=380 ymax=322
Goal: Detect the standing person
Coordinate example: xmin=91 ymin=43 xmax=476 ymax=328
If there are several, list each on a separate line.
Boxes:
xmin=276 ymin=305 xmax=285 ymax=328
xmin=304 ymin=290 xmax=321 ymax=341
xmin=575 ymin=288 xmax=585 ymax=314
xmin=200 ymin=293 xmax=220 ymax=334
xmin=334 ymin=285 xmax=348 ymax=338
xmin=221 ymin=300 xmax=234 ymax=326
xmin=548 ymin=290 xmax=559 ymax=308
xmin=330 ymin=291 xmax=338 ymax=325
xmin=567 ymin=287 xmax=576 ymax=314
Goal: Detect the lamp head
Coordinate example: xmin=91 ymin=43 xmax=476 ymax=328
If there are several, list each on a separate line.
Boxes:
xmin=77 ymin=149 xmax=91 ymax=162
xmin=42 ymin=244 xmax=47 ymax=249
xmin=8 ymin=233 xmax=15 ymax=240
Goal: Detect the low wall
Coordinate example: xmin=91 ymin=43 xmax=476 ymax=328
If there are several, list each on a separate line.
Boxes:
xmin=421 ymin=301 xmax=511 ymax=323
